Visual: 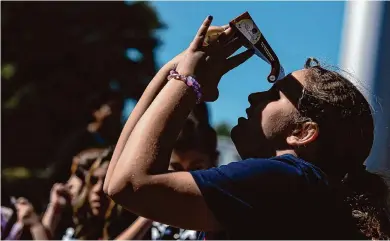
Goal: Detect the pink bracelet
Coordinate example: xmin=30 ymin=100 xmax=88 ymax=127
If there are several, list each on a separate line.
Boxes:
xmin=168 ymin=70 xmax=202 ymax=104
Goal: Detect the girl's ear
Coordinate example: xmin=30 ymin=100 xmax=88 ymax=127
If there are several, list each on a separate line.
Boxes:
xmin=286 ymin=122 xmax=319 ymax=147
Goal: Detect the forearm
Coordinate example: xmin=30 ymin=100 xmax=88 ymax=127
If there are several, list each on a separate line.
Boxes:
xmin=5 ymin=222 xmax=24 ymax=240
xmin=115 ymin=217 xmax=153 ymax=240
xmin=30 ymin=222 xmax=49 ymax=240
xmin=107 ymin=79 xmax=196 ymax=195
xmin=104 ymin=53 xmax=184 ymax=191
xmin=41 ymin=204 xmax=63 ymax=238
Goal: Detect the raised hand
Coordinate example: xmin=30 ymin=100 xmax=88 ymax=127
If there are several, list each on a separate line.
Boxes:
xmin=14 ymin=197 xmax=40 ymax=226
xmin=175 ymin=16 xmax=254 ymax=102
xmin=49 ymin=183 xmax=72 ymax=209
xmin=168 ymin=25 xmax=233 ymax=69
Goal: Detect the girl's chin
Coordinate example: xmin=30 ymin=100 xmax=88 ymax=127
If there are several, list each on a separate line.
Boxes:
xmin=91 ymin=206 xmax=109 ymax=218
xmin=92 ymin=209 xmax=105 ymax=218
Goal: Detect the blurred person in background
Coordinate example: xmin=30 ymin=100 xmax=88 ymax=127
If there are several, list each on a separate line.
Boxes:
xmin=42 ymin=147 xmax=107 ymax=239
xmin=104 ymin=17 xmax=389 ymax=239
xmin=115 ymin=103 xmax=219 ymax=240
xmin=1 ymin=206 xmax=16 ymax=239
xmin=43 ymin=147 xmax=136 ymax=240
xmin=1 ymin=197 xmax=48 ymax=240
xmin=68 ymin=148 xmax=109 ymax=203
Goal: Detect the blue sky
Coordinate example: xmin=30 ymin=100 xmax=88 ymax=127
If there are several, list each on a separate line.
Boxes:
xmin=130 ymin=1 xmax=346 ymax=127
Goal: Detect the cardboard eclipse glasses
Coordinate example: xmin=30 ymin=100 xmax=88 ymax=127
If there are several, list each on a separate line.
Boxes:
xmin=230 ymin=12 xmax=285 ymax=83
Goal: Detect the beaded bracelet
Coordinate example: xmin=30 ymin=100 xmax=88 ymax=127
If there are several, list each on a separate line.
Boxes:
xmin=168 ymin=70 xmax=202 ymax=104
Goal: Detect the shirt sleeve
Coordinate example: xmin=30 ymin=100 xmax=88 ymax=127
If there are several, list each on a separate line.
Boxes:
xmin=5 ymin=222 xmax=24 ymax=240
xmin=189 ymin=158 xmax=301 ymax=230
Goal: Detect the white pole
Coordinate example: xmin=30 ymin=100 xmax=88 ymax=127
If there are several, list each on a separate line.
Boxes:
xmin=340 ymin=1 xmax=390 ymax=177
xmin=340 ymin=1 xmax=390 ymax=211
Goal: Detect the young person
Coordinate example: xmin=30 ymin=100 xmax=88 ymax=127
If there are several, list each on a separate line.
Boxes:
xmin=42 ymin=147 xmax=106 ymax=239
xmin=116 ymin=106 xmax=219 ymax=240
xmin=44 ymin=148 xmax=136 ymax=240
xmin=8 ymin=197 xmax=49 ymax=240
xmin=104 ymin=16 xmax=389 ymax=239
xmin=71 ymin=149 xmax=136 ymax=240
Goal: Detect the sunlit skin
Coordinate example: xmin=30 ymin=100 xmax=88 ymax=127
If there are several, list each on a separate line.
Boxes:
xmin=104 ymin=18 xmax=321 ymax=231
xmin=113 ymin=145 xmax=216 ymax=240
xmin=232 ymin=70 xmax=311 ymax=160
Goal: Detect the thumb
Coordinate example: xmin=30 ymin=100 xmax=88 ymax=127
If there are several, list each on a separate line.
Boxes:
xmin=223 ymin=49 xmax=255 ymax=73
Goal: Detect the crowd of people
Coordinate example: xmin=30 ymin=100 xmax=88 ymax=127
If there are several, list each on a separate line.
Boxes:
xmin=2 ymin=17 xmax=390 ymax=240
xmin=1 ymin=98 xmax=219 ymax=240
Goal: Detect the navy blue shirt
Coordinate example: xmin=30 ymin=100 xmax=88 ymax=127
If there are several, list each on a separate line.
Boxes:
xmin=190 ymin=154 xmax=360 ymax=240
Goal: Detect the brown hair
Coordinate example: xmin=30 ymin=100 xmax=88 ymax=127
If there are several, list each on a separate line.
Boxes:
xmin=295 ymin=58 xmax=389 ymax=239
xmin=342 ymin=166 xmax=390 ymax=239
xmin=175 ymin=119 xmax=219 ymax=167
xmin=71 ymin=148 xmax=106 ymax=176
xmin=72 ymin=147 xmax=116 ymax=240
xmin=296 ymin=57 xmax=374 ymax=178
xmin=175 ymin=102 xmax=219 ymax=167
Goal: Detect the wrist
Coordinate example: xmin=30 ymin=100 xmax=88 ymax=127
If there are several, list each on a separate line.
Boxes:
xmin=164 ymin=50 xmax=185 ymax=71
xmin=18 ymin=214 xmax=40 ymax=227
xmin=8 ymin=222 xmax=24 ymax=239
xmin=15 ymin=220 xmax=25 ymax=228
xmin=30 ymin=220 xmax=43 ymax=229
xmin=47 ymin=202 xmax=65 ymax=214
xmin=168 ymin=78 xmax=198 ymax=104
xmin=168 ymin=70 xmax=201 ymax=104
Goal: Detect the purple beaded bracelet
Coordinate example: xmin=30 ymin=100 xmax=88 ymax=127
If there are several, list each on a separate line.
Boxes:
xmin=168 ymin=70 xmax=202 ymax=104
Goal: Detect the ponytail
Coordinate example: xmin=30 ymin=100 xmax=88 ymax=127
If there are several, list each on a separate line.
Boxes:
xmin=341 ymin=165 xmax=390 ymax=239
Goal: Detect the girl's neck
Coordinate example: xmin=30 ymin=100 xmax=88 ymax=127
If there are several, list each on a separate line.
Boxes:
xmin=275 ymin=149 xmax=297 ymax=158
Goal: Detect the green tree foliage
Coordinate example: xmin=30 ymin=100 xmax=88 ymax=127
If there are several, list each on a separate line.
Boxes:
xmin=1 ymin=1 xmax=164 ymax=168
xmin=215 ymin=122 xmax=232 ymax=137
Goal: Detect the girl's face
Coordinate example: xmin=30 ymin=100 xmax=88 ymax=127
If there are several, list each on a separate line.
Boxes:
xmin=69 ymin=148 xmax=105 ymax=204
xmin=67 ymin=175 xmax=83 ymax=202
xmin=88 ymin=162 xmax=110 ymax=217
xmin=231 ymin=70 xmax=307 ymax=159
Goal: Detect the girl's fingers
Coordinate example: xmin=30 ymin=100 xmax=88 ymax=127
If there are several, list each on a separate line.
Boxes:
xmin=222 ymin=37 xmax=242 ymax=58
xmin=204 ymin=26 xmax=237 ymax=55
xmin=223 ymin=49 xmax=255 ymax=73
xmin=207 ymin=25 xmax=227 ymax=33
xmin=190 ymin=15 xmax=213 ymax=51
xmin=203 ymin=26 xmax=226 ymax=46
xmin=217 ymin=26 xmax=236 ymax=46
xmin=16 ymin=197 xmax=28 ymax=205
xmin=221 ymin=24 xmax=230 ymax=30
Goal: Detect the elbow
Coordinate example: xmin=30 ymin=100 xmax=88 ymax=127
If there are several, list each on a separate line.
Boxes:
xmin=103 ymin=178 xmax=110 ymax=195
xmin=105 ymin=177 xmax=155 ymax=217
xmin=103 ymin=167 xmax=130 ymax=201
xmin=105 ymin=185 xmax=122 ymax=203
xmin=104 ymin=175 xmax=143 ymax=206
xmin=105 ymin=184 xmax=129 ymax=206
xmin=104 ymin=178 xmax=126 ymax=202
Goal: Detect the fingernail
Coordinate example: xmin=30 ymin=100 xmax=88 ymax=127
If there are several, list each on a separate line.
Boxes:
xmin=208 ymin=15 xmax=213 ymax=21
